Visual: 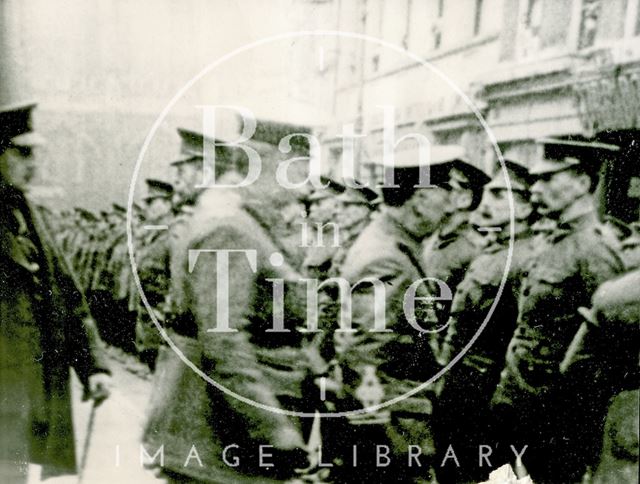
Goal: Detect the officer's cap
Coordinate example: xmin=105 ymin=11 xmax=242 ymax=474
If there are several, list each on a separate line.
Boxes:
xmin=252 ymin=118 xmax=311 ymax=152
xmin=0 ymin=101 xmax=45 ymax=151
xmin=336 ymin=183 xmax=381 ymax=207
xmin=529 ymin=138 xmax=619 ymax=177
xmin=377 ymin=144 xmax=489 ymax=206
xmin=307 ymin=175 xmax=347 ymax=203
xmin=384 ymin=143 xmax=489 ymax=187
xmin=486 ymin=159 xmax=532 ymax=192
xmin=144 ymin=178 xmax=174 ymax=202
xmin=170 ymin=128 xmax=227 ymax=167
xmin=75 ymin=207 xmax=97 ymax=222
xmin=449 ymin=159 xmax=491 ymax=190
xmin=112 ymin=203 xmax=127 ymax=215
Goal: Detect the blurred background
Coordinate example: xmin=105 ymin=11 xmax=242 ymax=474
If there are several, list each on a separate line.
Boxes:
xmin=1 ymin=0 xmax=639 ymax=222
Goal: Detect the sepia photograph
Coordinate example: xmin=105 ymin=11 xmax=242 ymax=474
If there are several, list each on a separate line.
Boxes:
xmin=1 ymin=1 xmax=639 ymax=483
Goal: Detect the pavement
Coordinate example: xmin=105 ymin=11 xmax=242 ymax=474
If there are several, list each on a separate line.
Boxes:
xmin=27 ymin=349 xmax=164 ymax=484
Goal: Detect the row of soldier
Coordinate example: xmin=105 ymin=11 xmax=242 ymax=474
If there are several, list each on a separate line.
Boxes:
xmin=34 ymin=121 xmax=640 ymax=483
xmin=131 ymin=128 xmax=636 ymax=483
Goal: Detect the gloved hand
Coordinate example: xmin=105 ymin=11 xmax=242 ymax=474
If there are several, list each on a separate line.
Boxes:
xmin=86 ymin=373 xmax=111 ymax=406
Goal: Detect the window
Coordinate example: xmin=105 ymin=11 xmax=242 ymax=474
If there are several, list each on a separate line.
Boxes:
xmin=433 ymin=25 xmax=442 ymax=49
xmin=474 ymin=0 xmax=484 ymax=36
xmin=516 ymin=0 xmax=572 ymax=58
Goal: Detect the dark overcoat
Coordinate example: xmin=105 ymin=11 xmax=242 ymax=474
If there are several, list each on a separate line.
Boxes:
xmin=562 ymin=269 xmax=640 ymax=484
xmin=0 ymin=187 xmax=109 ymax=477
xmin=143 ymin=189 xmax=310 ymax=483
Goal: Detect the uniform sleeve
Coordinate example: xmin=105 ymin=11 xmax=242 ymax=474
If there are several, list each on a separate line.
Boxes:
xmin=335 ymin=253 xmax=419 ymax=372
xmin=48 ymin=233 xmax=111 ymax=384
xmin=188 ymin=223 xmax=305 ymax=449
xmin=347 ymin=254 xmax=409 ymax=331
xmin=441 ymin=256 xmax=494 ymax=363
xmin=577 ymin=230 xmax=624 ymax=295
xmin=561 ymin=232 xmax=625 ymax=387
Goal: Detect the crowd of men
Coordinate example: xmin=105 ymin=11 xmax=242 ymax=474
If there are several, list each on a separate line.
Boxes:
xmin=1 ymin=101 xmax=639 ymax=484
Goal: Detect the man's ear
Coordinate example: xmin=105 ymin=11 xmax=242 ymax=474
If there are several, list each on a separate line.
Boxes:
xmin=453 ymin=189 xmax=473 ymax=211
xmin=576 ymin=172 xmax=592 ymax=195
xmin=514 ymin=194 xmax=533 ymax=221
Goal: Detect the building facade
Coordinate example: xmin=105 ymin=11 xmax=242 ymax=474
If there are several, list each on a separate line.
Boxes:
xmin=319 ymin=0 xmax=640 ymax=222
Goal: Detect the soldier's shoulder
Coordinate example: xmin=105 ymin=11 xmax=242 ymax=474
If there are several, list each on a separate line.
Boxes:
xmin=465 ymin=250 xmax=505 ymax=284
xmin=341 ymin=220 xmax=404 ymax=279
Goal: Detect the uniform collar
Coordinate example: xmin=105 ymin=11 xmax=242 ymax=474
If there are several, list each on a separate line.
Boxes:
xmin=551 ymin=206 xmax=598 ymax=242
xmin=381 ymin=209 xmax=423 ymax=255
xmin=485 ymin=221 xmax=531 ymax=253
xmin=439 ymin=211 xmax=468 ymax=241
xmin=555 ymin=196 xmax=597 ymax=232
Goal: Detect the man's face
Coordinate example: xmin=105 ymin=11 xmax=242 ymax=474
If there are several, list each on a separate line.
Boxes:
xmin=308 ymin=197 xmax=340 ymax=224
xmin=475 ymin=187 xmax=532 ymax=227
xmin=531 ymin=169 xmax=588 ymax=217
xmin=405 ymin=186 xmax=452 ymax=237
xmin=336 ymin=203 xmax=370 ymax=229
xmin=173 ymin=162 xmax=201 ymax=196
xmin=0 ymin=146 xmax=37 ymax=190
xmin=108 ymin=214 xmax=122 ymax=226
xmin=147 ymin=198 xmax=171 ymax=220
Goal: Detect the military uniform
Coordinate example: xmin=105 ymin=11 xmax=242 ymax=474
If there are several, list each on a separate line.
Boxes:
xmin=434 ymin=161 xmax=535 ymax=483
xmin=144 ymin=128 xmax=310 ymax=483
xmin=302 ymin=176 xmax=348 ymax=280
xmin=421 ymin=219 xmax=481 ymax=353
xmin=564 ymin=269 xmax=640 ymax=484
xmin=420 ymin=163 xmax=490 ymax=361
xmin=332 ymin=209 xmax=438 ymax=481
xmin=133 ymin=179 xmax=175 ymax=368
xmin=0 ymin=102 xmax=109 ymax=483
xmin=134 ymin=220 xmax=171 ymax=366
xmin=327 ymin=146 xmax=487 ymax=483
xmin=492 ymin=139 xmax=625 ymax=483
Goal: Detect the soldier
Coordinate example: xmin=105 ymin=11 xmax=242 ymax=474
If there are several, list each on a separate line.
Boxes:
xmin=86 ymin=206 xmax=132 ymax=350
xmin=325 ymin=146 xmax=486 ymax=483
xmin=165 ymin=128 xmax=233 ymax=325
xmin=561 ymin=269 xmax=640 ymax=484
xmin=169 ymin=127 xmax=231 ymax=211
xmin=133 ymin=178 xmax=174 ymax=370
xmin=302 ymin=176 xmax=348 ymax=279
xmin=66 ymin=208 xmax=95 ymax=267
xmin=143 ymin=128 xmax=309 ymax=483
xmin=491 ymin=138 xmax=625 ymax=483
xmin=0 ymin=102 xmax=110 ymax=483
xmin=330 ymin=183 xmax=380 ymax=272
xmin=420 ymin=148 xmax=490 ymax=358
xmin=303 ymin=181 xmax=381 ymax=478
xmin=433 ymin=160 xmax=536 ymax=483
xmin=620 ymin=222 xmax=640 ymax=269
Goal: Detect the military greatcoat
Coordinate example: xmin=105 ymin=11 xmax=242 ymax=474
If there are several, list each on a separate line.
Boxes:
xmin=0 ymin=188 xmax=109 ymax=478
xmin=330 ymin=210 xmax=438 ymax=481
xmin=492 ymin=209 xmax=624 ymax=483
xmin=143 ymin=189 xmax=310 ymax=483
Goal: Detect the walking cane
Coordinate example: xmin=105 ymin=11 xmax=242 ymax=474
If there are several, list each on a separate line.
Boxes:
xmin=77 ymin=400 xmax=98 ymax=484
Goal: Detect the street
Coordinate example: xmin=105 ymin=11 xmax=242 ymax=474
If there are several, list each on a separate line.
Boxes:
xmin=28 ymin=350 xmax=163 ymax=484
